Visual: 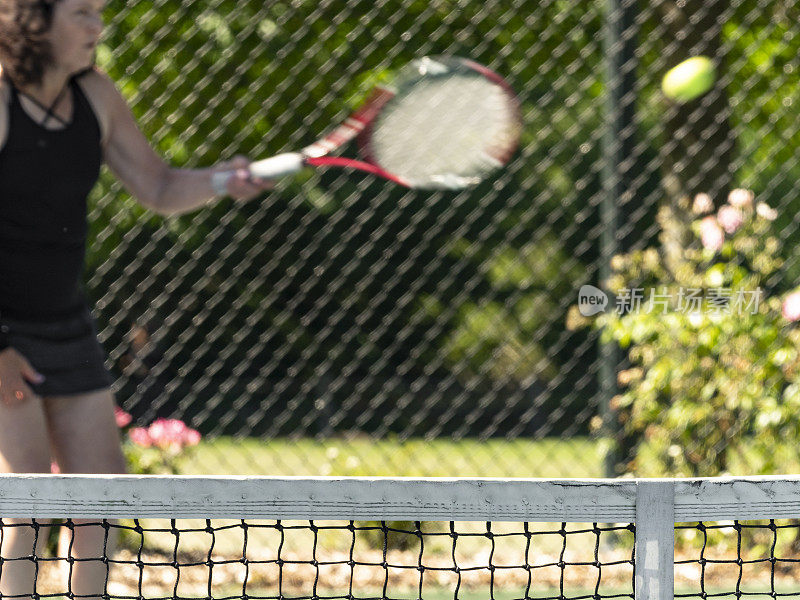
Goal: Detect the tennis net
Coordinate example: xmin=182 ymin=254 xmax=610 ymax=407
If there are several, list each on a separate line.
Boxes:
xmin=1 ymin=475 xmax=800 ymax=600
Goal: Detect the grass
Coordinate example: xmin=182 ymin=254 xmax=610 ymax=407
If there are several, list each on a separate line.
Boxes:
xmin=179 ymin=435 xmax=607 ymax=478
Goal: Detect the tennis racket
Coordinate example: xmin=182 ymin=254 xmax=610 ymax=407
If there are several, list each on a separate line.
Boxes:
xmin=212 ymin=56 xmax=521 ymax=192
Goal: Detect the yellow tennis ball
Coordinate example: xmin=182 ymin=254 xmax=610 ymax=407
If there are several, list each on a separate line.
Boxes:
xmin=661 ymin=56 xmax=716 ymax=103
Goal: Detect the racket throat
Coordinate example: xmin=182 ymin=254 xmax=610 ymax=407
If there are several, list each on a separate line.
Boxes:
xmin=303 ymin=87 xmax=396 ymax=158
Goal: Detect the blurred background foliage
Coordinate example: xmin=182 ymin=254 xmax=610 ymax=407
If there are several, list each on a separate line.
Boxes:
xmin=83 ymin=0 xmax=800 ymax=476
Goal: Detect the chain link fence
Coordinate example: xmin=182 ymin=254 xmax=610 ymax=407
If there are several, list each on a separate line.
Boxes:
xmin=89 ymin=0 xmax=800 ymax=477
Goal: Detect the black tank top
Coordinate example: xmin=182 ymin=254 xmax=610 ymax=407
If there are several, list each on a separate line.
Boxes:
xmin=0 ymin=76 xmax=102 ymax=321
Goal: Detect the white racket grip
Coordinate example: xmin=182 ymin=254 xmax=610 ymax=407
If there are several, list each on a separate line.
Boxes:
xmin=210 ymin=153 xmax=305 ymax=195
xmin=249 ymin=152 xmax=305 ymax=180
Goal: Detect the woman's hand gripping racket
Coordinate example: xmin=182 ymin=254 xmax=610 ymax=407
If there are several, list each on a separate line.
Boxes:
xmin=212 ymin=56 xmax=521 ymax=192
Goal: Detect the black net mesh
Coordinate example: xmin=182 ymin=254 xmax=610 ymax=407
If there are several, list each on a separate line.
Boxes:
xmin=1 ymin=518 xmax=638 ymax=600
xmin=5 ymin=518 xmax=800 ymax=599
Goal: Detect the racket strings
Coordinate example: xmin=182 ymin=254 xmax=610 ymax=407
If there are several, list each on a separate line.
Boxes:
xmin=368 ymin=74 xmax=518 ymax=189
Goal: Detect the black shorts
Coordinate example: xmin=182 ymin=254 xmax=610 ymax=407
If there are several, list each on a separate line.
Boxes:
xmin=0 ymin=306 xmax=113 ymax=397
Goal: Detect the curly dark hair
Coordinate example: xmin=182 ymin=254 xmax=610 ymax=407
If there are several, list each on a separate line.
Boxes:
xmin=0 ymin=0 xmax=60 ymax=87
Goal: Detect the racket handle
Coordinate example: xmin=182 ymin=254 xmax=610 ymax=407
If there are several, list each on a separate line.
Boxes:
xmin=250 ymin=153 xmax=305 ymax=179
xmin=210 ymin=153 xmax=305 ymax=195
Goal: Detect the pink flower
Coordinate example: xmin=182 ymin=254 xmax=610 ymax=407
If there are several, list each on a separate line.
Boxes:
xmin=115 ymin=406 xmax=132 ymax=428
xmin=728 ymin=188 xmax=754 ymax=208
xmin=692 ymin=193 xmax=714 ymax=215
xmin=783 ymin=291 xmax=800 ymax=322
xmin=50 ymin=460 xmax=60 ymax=474
xmin=700 ymin=216 xmax=724 ymax=251
xmin=147 ymin=418 xmax=201 ymax=450
xmin=184 ymin=429 xmax=201 ymax=446
xmin=717 ymin=205 xmax=743 ymax=234
xmin=128 ymin=419 xmax=201 ymax=450
xmin=149 ymin=419 xmax=183 ymax=447
xmin=128 ymin=427 xmax=152 ymax=448
xmin=756 ymin=202 xmax=777 ymax=221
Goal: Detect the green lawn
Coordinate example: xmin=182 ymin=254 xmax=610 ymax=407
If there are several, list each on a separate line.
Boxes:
xmin=179 ymin=436 xmax=606 ymax=478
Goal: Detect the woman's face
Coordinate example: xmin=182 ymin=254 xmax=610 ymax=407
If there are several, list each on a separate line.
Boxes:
xmin=46 ymin=0 xmax=105 ymax=76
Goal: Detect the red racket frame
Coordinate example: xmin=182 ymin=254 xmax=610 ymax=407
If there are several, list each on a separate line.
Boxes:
xmin=299 ymin=58 xmax=521 ymax=188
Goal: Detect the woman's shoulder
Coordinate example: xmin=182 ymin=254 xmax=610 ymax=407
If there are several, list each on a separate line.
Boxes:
xmin=73 ymin=67 xmax=120 ymax=147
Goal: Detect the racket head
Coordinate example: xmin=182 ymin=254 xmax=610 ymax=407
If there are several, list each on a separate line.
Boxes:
xmin=357 ymin=56 xmax=522 ymax=190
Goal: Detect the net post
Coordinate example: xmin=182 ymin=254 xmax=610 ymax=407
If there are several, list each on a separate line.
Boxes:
xmin=635 ymin=480 xmax=675 ymax=600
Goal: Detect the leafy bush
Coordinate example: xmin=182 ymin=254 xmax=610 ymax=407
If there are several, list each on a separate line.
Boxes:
xmin=573 ymin=190 xmax=800 ymax=477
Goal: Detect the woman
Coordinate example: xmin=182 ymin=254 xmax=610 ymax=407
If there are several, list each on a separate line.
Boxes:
xmin=0 ymin=0 xmax=271 ymax=597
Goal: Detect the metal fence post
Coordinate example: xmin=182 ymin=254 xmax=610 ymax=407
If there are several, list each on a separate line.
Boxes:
xmin=602 ymin=0 xmax=638 ymax=476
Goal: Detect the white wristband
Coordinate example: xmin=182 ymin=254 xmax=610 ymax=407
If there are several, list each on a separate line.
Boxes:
xmin=211 ymin=171 xmax=231 ymax=196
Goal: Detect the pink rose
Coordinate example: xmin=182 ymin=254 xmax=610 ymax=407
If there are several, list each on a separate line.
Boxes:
xmin=783 ymin=291 xmax=800 ymax=322
xmin=128 ymin=427 xmax=152 ymax=448
xmin=692 ymin=193 xmax=714 ymax=215
xmin=115 ymin=406 xmax=132 ymax=428
xmin=728 ymin=188 xmax=754 ymax=208
xmin=184 ymin=429 xmax=201 ymax=446
xmin=700 ymin=216 xmax=724 ymax=251
xmin=148 ymin=418 xmax=201 ymax=449
xmin=148 ymin=419 xmax=183 ymax=450
xmin=717 ymin=205 xmax=743 ymax=234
